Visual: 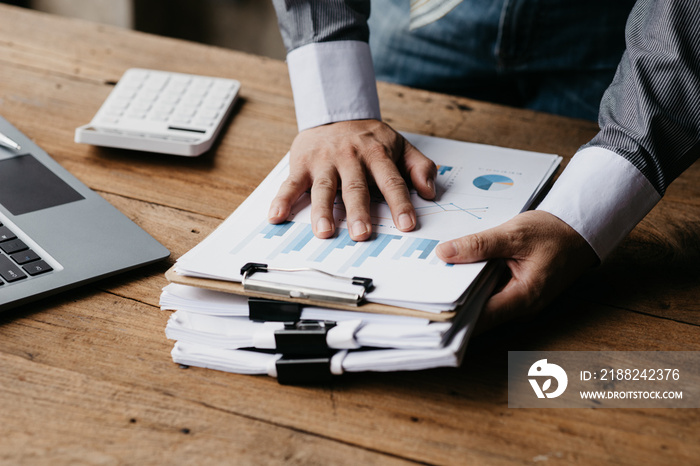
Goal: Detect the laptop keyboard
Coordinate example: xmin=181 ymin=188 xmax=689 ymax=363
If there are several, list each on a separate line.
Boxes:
xmin=0 ymin=222 xmax=53 ymax=285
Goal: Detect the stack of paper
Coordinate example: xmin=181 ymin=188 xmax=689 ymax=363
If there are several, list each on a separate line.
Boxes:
xmin=161 ymin=133 xmax=561 ymax=383
xmin=161 ymin=270 xmax=494 ymax=378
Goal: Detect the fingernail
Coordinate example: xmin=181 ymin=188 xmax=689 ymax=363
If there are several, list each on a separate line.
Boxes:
xmin=351 ymin=221 xmax=368 ymax=239
xmin=268 ymin=206 xmax=281 ymax=220
xmin=397 ymin=213 xmax=414 ymax=231
xmin=427 ymin=178 xmax=435 ymax=196
xmin=316 ymin=218 xmax=333 ymax=234
xmin=437 ymin=242 xmax=457 ymax=258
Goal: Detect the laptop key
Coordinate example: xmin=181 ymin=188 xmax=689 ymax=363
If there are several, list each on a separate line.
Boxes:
xmin=0 ymin=226 xmax=17 ymax=242
xmin=11 ymin=249 xmax=40 ymax=265
xmin=0 ymin=255 xmax=27 ymax=282
xmin=23 ymin=260 xmax=53 ymax=276
xmin=1 ymin=239 xmax=28 ymax=254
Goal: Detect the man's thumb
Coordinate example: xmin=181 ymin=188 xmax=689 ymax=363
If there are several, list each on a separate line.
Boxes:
xmin=436 ymin=228 xmax=515 ymax=263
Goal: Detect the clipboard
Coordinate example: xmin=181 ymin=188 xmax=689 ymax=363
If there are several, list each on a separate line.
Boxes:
xmin=165 ymin=264 xmax=458 ymax=321
xmin=165 ymin=260 xmax=503 ymax=384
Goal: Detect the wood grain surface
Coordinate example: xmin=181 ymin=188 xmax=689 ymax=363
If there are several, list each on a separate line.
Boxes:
xmin=0 ymin=5 xmax=698 ymax=465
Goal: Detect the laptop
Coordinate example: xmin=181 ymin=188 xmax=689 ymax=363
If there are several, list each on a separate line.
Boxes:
xmin=0 ymin=116 xmax=170 ymax=312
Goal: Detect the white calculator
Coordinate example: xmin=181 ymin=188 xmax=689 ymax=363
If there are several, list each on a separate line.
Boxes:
xmin=75 ymin=68 xmax=240 ymax=156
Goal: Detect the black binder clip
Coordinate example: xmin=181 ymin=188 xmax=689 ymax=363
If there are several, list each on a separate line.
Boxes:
xmin=248 ymin=297 xmax=303 ymax=322
xmin=240 ymin=262 xmax=373 ymax=306
xmin=275 ymin=356 xmax=333 ymax=385
xmin=274 ymin=320 xmax=336 ymax=356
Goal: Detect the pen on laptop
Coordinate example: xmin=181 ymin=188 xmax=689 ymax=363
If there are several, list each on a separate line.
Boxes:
xmin=0 ymin=131 xmax=21 ymax=151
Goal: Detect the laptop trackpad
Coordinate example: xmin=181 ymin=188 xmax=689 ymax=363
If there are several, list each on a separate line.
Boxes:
xmin=0 ymin=154 xmax=85 ymax=216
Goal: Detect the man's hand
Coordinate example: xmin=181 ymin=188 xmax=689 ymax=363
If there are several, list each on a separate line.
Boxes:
xmin=436 ymin=210 xmax=600 ymax=332
xmin=268 ymin=119 xmax=437 ymax=241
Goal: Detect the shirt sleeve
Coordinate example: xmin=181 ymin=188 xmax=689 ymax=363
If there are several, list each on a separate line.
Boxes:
xmin=539 ymin=0 xmax=700 ymax=261
xmin=271 ymin=0 xmax=371 ymax=51
xmin=536 ymin=147 xmax=660 ymax=260
xmin=271 ymin=0 xmax=380 ymax=131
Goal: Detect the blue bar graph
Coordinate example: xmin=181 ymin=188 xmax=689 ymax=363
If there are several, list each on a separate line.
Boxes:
xmin=338 ymin=233 xmax=401 ymax=273
xmin=283 ymin=223 xmax=314 ymax=253
xmin=352 ymin=233 xmax=401 ymax=267
xmin=310 ymin=229 xmax=357 ymax=262
xmin=231 ymin=219 xmax=454 ymax=272
xmin=231 ymin=220 xmax=281 ymax=254
xmin=262 ymin=222 xmax=293 ymax=238
xmin=393 ymin=237 xmax=439 ymax=260
xmin=267 ymin=223 xmax=314 ymax=259
xmin=437 ymin=165 xmax=453 ymax=176
xmin=232 ymin=220 xmax=296 ymax=255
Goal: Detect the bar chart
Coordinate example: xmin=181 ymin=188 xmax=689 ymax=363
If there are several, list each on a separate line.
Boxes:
xmin=230 ymin=220 xmax=451 ymax=275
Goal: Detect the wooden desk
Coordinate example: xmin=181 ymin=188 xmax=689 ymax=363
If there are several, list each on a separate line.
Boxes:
xmin=1 ymin=5 xmax=698 ymax=464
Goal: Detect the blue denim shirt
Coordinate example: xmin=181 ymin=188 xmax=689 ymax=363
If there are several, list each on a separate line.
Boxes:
xmin=369 ymin=0 xmax=636 ymax=121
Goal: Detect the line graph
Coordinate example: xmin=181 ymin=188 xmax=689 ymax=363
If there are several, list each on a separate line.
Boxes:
xmin=333 ymin=198 xmax=489 ymax=224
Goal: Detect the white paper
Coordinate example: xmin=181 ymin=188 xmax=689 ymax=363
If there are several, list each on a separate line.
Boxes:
xmin=175 ymin=133 xmax=561 ymax=310
xmin=165 ymin=309 xmax=453 ymax=350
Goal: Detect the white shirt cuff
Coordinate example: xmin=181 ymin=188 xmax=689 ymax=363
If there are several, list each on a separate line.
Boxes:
xmin=286 ymin=41 xmax=381 ymax=132
xmin=536 ymin=147 xmax=661 ymax=261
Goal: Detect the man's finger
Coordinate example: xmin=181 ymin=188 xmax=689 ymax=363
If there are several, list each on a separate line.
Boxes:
xmin=337 ymin=159 xmax=373 ymax=241
xmin=436 ymin=226 xmax=520 ymax=263
xmin=268 ymin=173 xmax=311 ymax=224
xmin=367 ymin=156 xmax=416 ymax=232
xmin=309 ymin=169 xmax=339 ymax=239
xmin=403 ymin=142 xmax=437 ymax=200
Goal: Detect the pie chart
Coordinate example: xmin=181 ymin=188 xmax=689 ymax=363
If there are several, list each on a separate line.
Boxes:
xmin=473 ymin=174 xmax=514 ymax=191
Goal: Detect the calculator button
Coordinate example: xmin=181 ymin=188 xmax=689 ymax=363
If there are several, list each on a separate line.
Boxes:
xmin=203 ymin=101 xmax=224 ymax=111
xmin=192 ymin=78 xmax=213 ymax=88
xmin=193 ymin=119 xmax=215 ymax=128
xmin=139 ymin=91 xmax=159 ymax=101
xmin=11 ymin=249 xmax=40 ymax=264
xmin=145 ymin=81 xmax=168 ymax=92
xmin=153 ymin=102 xmax=175 ymax=111
xmin=0 ymin=255 xmax=27 ymax=282
xmin=130 ymin=101 xmax=152 ymax=110
xmin=98 ymin=116 xmax=121 ymax=124
xmin=181 ymin=94 xmax=203 ymax=104
xmin=174 ymin=107 xmax=197 ymax=117
xmin=160 ymin=93 xmax=181 ymax=104
xmin=104 ymin=107 xmax=124 ymax=117
xmin=170 ymin=78 xmax=191 ymax=87
xmin=23 ymin=260 xmax=53 ymax=276
xmin=115 ymin=90 xmax=137 ymax=100
xmin=0 ymin=226 xmax=17 ymax=242
xmin=120 ymin=84 xmax=141 ymax=94
xmin=1 ymin=239 xmax=28 ymax=255
xmin=197 ymin=109 xmax=220 ymax=119
xmin=209 ymin=90 xmax=231 ymax=100
xmin=126 ymin=111 xmax=147 ymax=119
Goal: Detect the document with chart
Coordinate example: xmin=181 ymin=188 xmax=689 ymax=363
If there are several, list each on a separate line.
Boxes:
xmin=173 ymin=132 xmax=561 ymax=312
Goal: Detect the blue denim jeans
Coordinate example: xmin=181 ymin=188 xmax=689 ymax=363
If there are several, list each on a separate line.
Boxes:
xmin=368 ymin=0 xmax=635 ymax=121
